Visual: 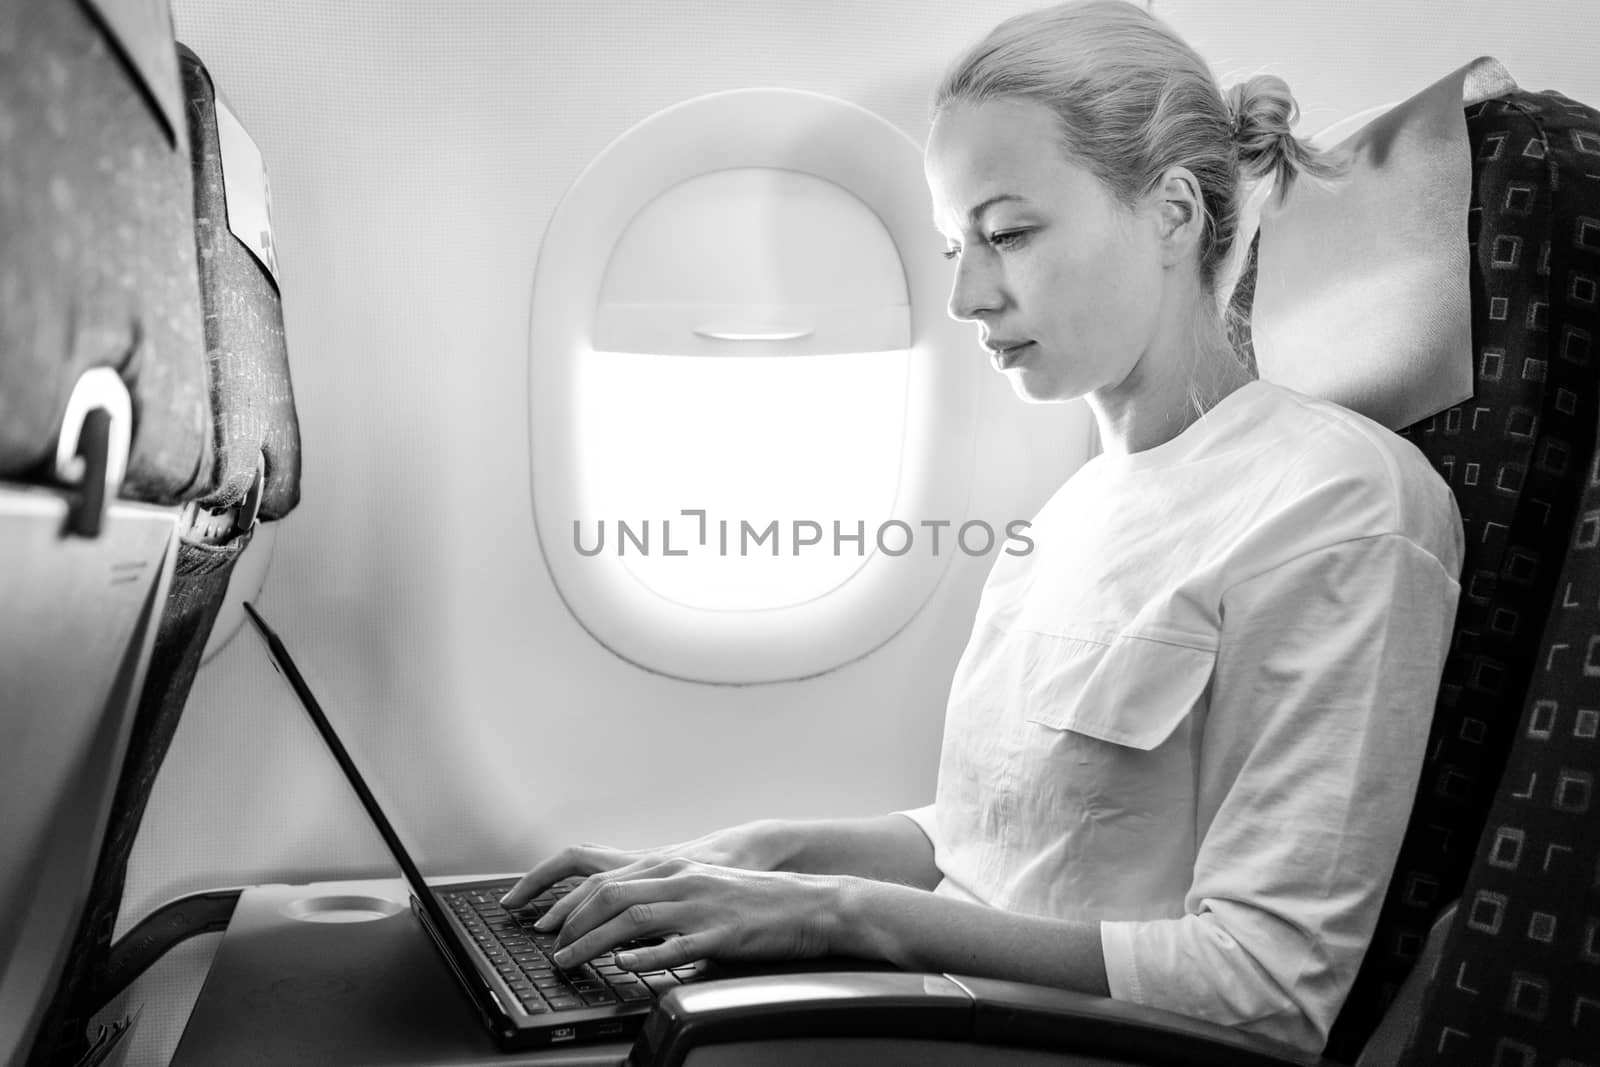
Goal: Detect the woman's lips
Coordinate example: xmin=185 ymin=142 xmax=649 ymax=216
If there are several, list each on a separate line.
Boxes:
xmin=991 ymin=341 xmax=1033 ymax=371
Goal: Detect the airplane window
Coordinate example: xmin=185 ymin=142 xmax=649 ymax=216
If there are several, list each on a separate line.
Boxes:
xmin=579 ymin=348 xmax=907 ymax=611
xmin=580 ymin=166 xmax=910 ymax=613
xmin=529 ymin=89 xmax=979 ymax=683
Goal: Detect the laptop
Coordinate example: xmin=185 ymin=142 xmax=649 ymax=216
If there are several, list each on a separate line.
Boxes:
xmin=241 ymin=602 xmax=717 ymax=1051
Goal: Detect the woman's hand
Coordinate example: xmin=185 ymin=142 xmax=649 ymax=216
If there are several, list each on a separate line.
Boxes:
xmin=498 ymin=820 xmax=792 ymax=911
xmin=534 ymin=858 xmax=847 ymax=971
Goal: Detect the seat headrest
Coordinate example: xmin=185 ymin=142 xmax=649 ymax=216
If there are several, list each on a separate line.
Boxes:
xmin=1244 ymin=57 xmax=1517 ymax=431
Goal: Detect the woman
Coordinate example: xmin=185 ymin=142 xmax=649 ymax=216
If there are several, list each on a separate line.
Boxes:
xmin=501 ymin=0 xmax=1464 ymax=1053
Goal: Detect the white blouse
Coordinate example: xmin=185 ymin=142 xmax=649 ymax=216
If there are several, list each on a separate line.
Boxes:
xmin=899 ymin=380 xmax=1463 ymax=1054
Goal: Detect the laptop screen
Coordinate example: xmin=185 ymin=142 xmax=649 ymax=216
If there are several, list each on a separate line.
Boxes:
xmin=241 ymin=603 xmax=495 ymax=1004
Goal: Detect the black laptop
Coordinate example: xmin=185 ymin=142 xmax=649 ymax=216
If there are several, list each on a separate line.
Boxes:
xmin=242 ymin=602 xmax=716 ymax=1051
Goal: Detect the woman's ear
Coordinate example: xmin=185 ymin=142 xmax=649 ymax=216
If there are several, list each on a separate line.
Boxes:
xmin=1152 ymin=167 xmax=1203 ymax=266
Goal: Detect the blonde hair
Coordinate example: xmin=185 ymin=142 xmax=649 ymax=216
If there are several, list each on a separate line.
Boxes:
xmin=934 ymin=0 xmax=1342 ymax=302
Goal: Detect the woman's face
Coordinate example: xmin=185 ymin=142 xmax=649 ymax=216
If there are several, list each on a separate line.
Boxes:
xmin=925 ymin=97 xmax=1168 ymax=404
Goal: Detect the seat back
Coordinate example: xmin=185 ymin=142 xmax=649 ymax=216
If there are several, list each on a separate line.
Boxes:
xmin=22 ymin=39 xmax=303 ymax=1067
xmin=0 ymin=3 xmax=206 ymax=1062
xmin=1326 ymin=88 xmax=1600 ymax=1062
xmin=0 ymin=5 xmax=300 ymax=1063
xmin=1393 ymin=94 xmax=1600 ymax=1067
xmin=0 ymin=0 xmax=211 ymax=504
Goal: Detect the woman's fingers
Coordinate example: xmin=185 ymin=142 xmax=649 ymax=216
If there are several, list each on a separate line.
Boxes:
xmin=534 ymin=856 xmax=688 ymax=931
xmin=501 ymin=823 xmax=784 ymax=913
xmin=550 ymin=897 xmax=711 ymax=970
xmin=610 ymin=931 xmax=707 ymax=973
xmin=545 ymin=860 xmax=695 ymax=933
xmin=506 ymin=852 xmax=838 ymax=972
xmin=499 ymin=843 xmax=634 ymax=909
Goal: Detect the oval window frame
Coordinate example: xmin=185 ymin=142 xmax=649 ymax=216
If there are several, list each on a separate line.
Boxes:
xmin=528 ymin=88 xmax=981 ymax=684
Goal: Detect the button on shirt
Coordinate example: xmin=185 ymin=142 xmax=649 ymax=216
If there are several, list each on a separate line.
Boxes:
xmin=898 ymin=380 xmax=1463 ymax=1054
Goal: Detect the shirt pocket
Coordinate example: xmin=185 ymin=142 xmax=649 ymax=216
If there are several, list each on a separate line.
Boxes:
xmin=1014 ymin=627 xmax=1218 ymax=751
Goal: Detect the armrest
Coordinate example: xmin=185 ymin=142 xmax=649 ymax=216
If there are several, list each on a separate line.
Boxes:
xmin=91 ymin=888 xmax=243 ymax=1014
xmin=954 ymin=974 xmax=1321 ymax=1067
xmin=628 ymin=972 xmax=970 ymax=1066
xmin=628 ymin=971 xmax=1324 ymax=1067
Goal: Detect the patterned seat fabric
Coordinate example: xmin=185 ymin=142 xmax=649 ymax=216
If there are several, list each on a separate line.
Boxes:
xmin=1400 ymin=90 xmax=1600 ymax=1067
xmin=0 ymin=0 xmax=210 ymax=502
xmin=1323 ymin=90 xmax=1600 ymax=1064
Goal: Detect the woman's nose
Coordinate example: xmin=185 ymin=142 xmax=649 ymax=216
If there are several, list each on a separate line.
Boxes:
xmin=947 ymin=253 xmax=1002 ymax=322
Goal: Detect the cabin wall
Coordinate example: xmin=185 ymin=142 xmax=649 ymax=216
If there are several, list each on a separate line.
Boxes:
xmin=108 ymin=2 xmax=1600 ymax=1062
xmin=132 ymin=0 xmax=1084 ymax=925
xmin=1156 ymin=0 xmax=1600 ymax=123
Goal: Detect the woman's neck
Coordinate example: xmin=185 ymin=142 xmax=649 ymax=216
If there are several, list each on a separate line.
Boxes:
xmin=1088 ymin=310 xmax=1255 ymax=457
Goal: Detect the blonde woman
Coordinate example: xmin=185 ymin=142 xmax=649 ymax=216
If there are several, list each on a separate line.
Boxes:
xmin=503 ymin=1 xmax=1463 ymax=1053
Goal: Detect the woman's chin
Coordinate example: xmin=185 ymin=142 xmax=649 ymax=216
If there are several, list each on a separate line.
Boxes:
xmin=1006 ymin=373 xmax=1074 ymax=405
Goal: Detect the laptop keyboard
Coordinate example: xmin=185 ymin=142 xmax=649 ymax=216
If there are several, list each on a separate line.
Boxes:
xmin=442 ymin=880 xmax=709 ymax=1015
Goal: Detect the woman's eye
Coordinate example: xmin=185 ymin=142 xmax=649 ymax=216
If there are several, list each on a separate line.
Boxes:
xmin=942 ymin=231 xmax=1027 ymax=259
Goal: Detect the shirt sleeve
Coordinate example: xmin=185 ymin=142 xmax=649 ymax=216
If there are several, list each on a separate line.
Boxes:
xmin=1099 ymin=532 xmax=1460 ymax=1054
xmin=893 ymin=803 xmax=939 ymax=853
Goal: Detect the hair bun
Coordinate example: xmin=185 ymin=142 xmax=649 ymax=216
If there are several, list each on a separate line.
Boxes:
xmin=1225 ymin=74 xmax=1340 ymax=195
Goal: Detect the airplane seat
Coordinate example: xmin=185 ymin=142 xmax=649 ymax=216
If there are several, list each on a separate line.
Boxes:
xmin=1 ymin=2 xmax=204 ymax=1065
xmin=1330 ymin=86 xmax=1600 ymax=1066
xmin=624 ymin=82 xmax=1600 ymax=1067
xmin=1388 ymin=87 xmax=1600 ymax=1062
xmin=0 ymin=9 xmax=303 ymax=1065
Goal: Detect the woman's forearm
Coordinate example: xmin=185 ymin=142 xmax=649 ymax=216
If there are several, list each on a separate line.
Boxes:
xmin=831 ymin=877 xmax=1109 ymax=996
xmin=766 ymin=813 xmax=941 ymax=889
